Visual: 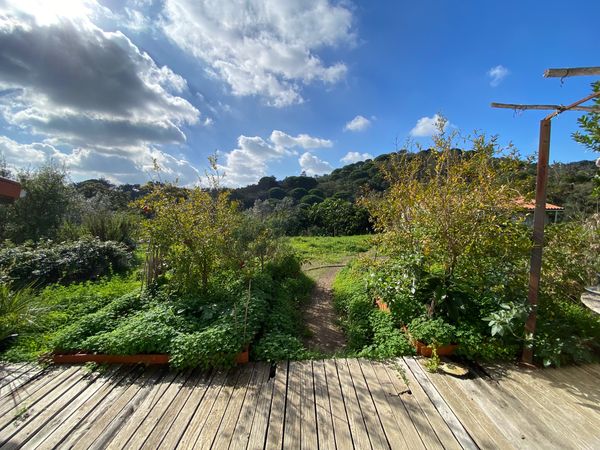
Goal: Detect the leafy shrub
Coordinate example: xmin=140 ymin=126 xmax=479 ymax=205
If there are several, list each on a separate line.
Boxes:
xmin=333 ymin=263 xmax=374 ymax=349
xmin=81 ymin=304 xmax=185 ymax=354
xmin=0 ymin=284 xmax=44 ymax=341
xmin=253 ymin=332 xmax=307 ymax=361
xmin=170 ymin=322 xmax=242 ymax=369
xmin=83 ymin=211 xmax=139 ymax=248
xmin=52 ymin=292 xmax=141 ymax=351
xmin=359 ymin=310 xmax=413 ymax=359
xmin=0 ymin=238 xmax=133 ymax=288
xmin=408 ymin=317 xmax=457 ymax=346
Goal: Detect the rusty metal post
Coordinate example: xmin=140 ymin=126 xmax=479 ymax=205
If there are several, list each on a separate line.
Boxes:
xmin=521 ymin=118 xmax=551 ymax=365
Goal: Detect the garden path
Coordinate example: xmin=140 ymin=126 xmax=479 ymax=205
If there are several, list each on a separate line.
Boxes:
xmin=303 ymin=263 xmax=347 ymax=354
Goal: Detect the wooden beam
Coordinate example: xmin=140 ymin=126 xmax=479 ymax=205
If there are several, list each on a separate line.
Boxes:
xmin=491 ymin=102 xmax=599 ymax=113
xmin=521 ymin=118 xmax=551 ymax=366
xmin=544 ymin=67 xmax=600 ymax=78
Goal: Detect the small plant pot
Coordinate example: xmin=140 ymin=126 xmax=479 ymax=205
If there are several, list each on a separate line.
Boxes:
xmin=50 ymin=353 xmax=170 ymax=365
xmin=375 ymin=297 xmax=390 ymax=313
xmin=414 ymin=341 xmax=458 ymax=357
xmin=236 ymin=346 xmax=250 ymax=365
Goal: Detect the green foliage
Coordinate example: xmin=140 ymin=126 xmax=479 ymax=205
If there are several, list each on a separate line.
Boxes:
xmin=268 ymin=187 xmax=286 ymax=199
xmin=135 ymin=184 xmax=242 ymax=291
xmin=0 ymin=284 xmax=44 ymax=341
xmin=573 ymin=81 xmax=600 ymax=153
xmin=83 ymin=211 xmax=139 ymax=248
xmin=299 ymin=194 xmax=323 ymax=205
xmin=308 ymin=198 xmax=370 ymax=236
xmin=52 ymin=292 xmax=142 ymax=352
xmin=253 ymin=332 xmax=307 ymax=361
xmin=288 ymin=187 xmax=308 ymax=201
xmin=359 ymin=310 xmax=413 ymax=359
xmin=81 ymin=303 xmax=184 ymax=355
xmin=169 ymin=322 xmax=241 ymax=369
xmin=0 ymin=238 xmax=133 ymax=288
xmin=408 ymin=317 xmax=457 ymax=346
xmin=1 ymin=164 xmax=77 ymax=243
xmin=332 ymin=263 xmax=373 ymax=349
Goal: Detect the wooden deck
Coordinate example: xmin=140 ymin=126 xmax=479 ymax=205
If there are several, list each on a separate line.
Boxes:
xmin=0 ymin=358 xmax=598 ymax=449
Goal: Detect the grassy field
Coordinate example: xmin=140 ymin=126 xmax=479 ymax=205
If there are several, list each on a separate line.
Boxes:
xmin=289 ymin=235 xmax=372 ymax=264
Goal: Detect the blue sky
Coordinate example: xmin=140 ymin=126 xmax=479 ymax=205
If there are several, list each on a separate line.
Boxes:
xmin=0 ymin=0 xmax=598 ymax=186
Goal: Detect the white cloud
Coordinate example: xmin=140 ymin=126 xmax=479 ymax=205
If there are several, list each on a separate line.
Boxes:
xmin=0 ymin=11 xmax=201 ymax=148
xmin=488 ymin=65 xmax=509 ymax=87
xmin=161 ymin=0 xmax=355 ymax=106
xmin=409 ymin=114 xmax=449 ymax=137
xmin=344 ymin=115 xmax=371 ymax=132
xmin=0 ymin=4 xmax=205 ymax=185
xmin=299 ymin=152 xmax=333 ymax=176
xmin=270 ymin=130 xmax=332 ymax=149
xmin=219 ymin=130 xmax=332 ymax=186
xmin=0 ymin=136 xmax=201 ymax=185
xmin=341 ymin=151 xmax=373 ymax=164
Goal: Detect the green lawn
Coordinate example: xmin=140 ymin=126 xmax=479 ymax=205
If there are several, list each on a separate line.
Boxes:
xmin=288 ymin=235 xmax=372 ymax=264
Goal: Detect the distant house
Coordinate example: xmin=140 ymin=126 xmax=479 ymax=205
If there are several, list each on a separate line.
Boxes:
xmin=0 ymin=177 xmax=23 ymax=204
xmin=515 ymin=197 xmax=564 ymax=225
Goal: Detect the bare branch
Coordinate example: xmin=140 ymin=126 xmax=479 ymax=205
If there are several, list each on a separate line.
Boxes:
xmin=491 ymin=102 xmax=600 ymax=113
xmin=544 ymin=67 xmax=600 ymax=78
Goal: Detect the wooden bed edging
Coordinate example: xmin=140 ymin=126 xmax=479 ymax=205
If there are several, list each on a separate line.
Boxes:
xmin=51 ymin=353 xmax=170 ymax=364
xmin=51 ymin=348 xmax=251 ymax=365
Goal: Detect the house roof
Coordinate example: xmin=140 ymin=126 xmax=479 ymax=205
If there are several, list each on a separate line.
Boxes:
xmin=0 ymin=176 xmax=22 ymax=203
xmin=515 ymin=197 xmax=564 ymax=211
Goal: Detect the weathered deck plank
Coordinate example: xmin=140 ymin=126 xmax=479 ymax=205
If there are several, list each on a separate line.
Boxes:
xmin=323 ymin=358 xmax=353 ymax=449
xmin=282 ymin=361 xmax=302 ymax=449
xmin=0 ymin=358 xmax=598 ymax=450
xmin=312 ymin=360 xmax=336 ymax=450
xmin=336 ymin=358 xmax=371 ymax=449
xmin=264 ymin=361 xmax=288 ymax=450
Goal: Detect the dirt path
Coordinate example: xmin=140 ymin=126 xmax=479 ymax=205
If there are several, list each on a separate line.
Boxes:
xmin=303 ymin=264 xmax=347 ymax=354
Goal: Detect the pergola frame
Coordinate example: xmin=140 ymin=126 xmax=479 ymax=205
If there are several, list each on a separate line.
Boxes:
xmin=492 ymin=66 xmax=600 ymax=366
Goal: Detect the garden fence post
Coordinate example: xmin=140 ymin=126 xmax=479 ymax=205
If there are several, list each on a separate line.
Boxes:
xmin=522 ymin=118 xmax=551 ymax=365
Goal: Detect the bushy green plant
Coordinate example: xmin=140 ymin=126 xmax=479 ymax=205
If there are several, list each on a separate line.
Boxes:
xmin=408 ymin=317 xmax=457 ymax=347
xmin=170 ymin=322 xmax=242 ymax=369
xmin=359 ymin=310 xmax=413 ymax=359
xmin=253 ymin=332 xmax=307 ymax=361
xmin=135 ymin=182 xmax=242 ymax=291
xmin=333 ymin=263 xmax=374 ymax=349
xmin=0 ymin=284 xmax=44 ymax=341
xmin=83 ymin=211 xmax=139 ymax=248
xmin=1 ymin=164 xmax=77 ymax=243
xmin=81 ymin=303 xmax=184 ymax=354
xmin=0 ymin=238 xmax=133 ymax=288
xmin=52 ymin=292 xmax=141 ymax=351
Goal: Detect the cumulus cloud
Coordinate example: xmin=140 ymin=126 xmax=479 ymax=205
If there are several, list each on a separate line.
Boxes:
xmin=344 ymin=115 xmax=371 ymax=132
xmin=341 ymin=151 xmax=373 ymax=164
xmin=270 ymin=130 xmax=332 ymax=149
xmin=488 ymin=65 xmax=509 ymax=87
xmin=0 ymin=2 xmax=204 ymax=184
xmin=299 ymin=152 xmax=333 ymax=176
xmin=0 ymin=136 xmax=201 ymax=185
xmin=161 ymin=0 xmax=354 ymax=106
xmin=219 ymin=130 xmax=332 ymax=186
xmin=409 ymin=114 xmax=449 ymax=137
xmin=0 ymin=12 xmax=200 ymax=148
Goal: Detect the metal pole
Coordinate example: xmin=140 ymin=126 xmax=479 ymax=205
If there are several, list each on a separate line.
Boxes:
xmin=521 ymin=118 xmax=551 ymax=365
